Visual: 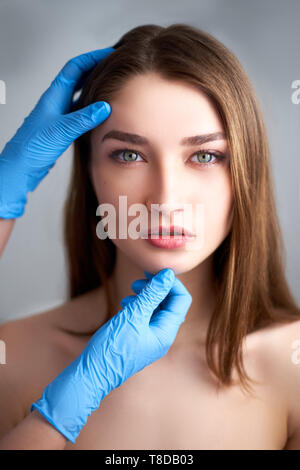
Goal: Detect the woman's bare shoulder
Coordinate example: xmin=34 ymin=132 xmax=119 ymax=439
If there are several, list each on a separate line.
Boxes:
xmin=0 ymin=284 xmax=108 ymax=342
xmin=245 ymin=310 xmax=300 ymax=377
xmin=264 ymin=315 xmax=300 ymax=450
xmin=246 ymin=311 xmax=300 ymax=449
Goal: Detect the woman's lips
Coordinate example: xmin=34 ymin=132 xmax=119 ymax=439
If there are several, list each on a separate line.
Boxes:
xmin=145 ymin=234 xmax=192 ymax=249
xmin=144 ymin=225 xmax=195 ymax=249
xmin=147 ymin=225 xmax=195 ymax=238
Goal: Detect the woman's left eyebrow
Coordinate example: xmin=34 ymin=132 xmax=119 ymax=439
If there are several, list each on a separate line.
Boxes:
xmin=101 ymin=130 xmax=227 ymax=146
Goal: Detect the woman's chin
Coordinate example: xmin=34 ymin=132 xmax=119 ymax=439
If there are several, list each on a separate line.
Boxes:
xmin=114 ymin=238 xmax=206 ymax=277
xmin=139 ymin=260 xmax=193 ymax=277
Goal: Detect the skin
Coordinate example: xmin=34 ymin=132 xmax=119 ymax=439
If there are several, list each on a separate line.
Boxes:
xmin=0 ymin=219 xmax=15 ymax=257
xmin=90 ymin=72 xmax=234 ymax=353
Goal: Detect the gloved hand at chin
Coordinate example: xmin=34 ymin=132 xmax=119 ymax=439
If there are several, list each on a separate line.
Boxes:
xmin=30 ymin=268 xmax=192 ymax=444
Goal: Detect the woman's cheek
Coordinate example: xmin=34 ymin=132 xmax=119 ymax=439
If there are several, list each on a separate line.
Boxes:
xmin=203 ymin=175 xmax=233 ymax=242
xmin=90 ymin=163 xmax=120 ymax=204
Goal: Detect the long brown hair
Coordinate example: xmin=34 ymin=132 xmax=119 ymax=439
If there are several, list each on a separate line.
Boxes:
xmin=63 ymin=23 xmax=300 ymax=395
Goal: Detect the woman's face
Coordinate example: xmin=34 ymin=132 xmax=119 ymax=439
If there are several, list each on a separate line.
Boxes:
xmin=89 ymin=72 xmax=233 ymax=275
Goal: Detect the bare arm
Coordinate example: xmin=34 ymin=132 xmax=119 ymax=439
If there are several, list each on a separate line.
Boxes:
xmin=0 ymin=409 xmax=68 ymax=450
xmin=281 ymin=320 xmax=300 ymax=449
xmin=0 ymin=218 xmax=15 ymax=258
xmin=0 ymin=212 xmax=67 ymax=451
xmin=0 ymin=322 xmax=70 ymax=450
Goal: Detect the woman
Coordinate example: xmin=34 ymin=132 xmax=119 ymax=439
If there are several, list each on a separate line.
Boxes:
xmin=0 ymin=23 xmax=300 ymax=450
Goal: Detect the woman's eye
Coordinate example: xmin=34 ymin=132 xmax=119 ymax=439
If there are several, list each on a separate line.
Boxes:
xmin=191 ymin=151 xmax=227 ymax=166
xmin=108 ymin=149 xmax=143 ymax=163
xmin=192 ymin=152 xmax=215 ymax=164
xmin=122 ymin=150 xmax=142 ymax=162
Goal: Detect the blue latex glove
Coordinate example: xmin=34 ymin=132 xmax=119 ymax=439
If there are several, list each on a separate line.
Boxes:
xmin=30 ymin=268 xmax=192 ymax=444
xmin=0 ymin=47 xmax=114 ymax=219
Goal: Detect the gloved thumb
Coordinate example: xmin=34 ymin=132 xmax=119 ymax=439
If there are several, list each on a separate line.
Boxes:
xmin=56 ymin=101 xmax=111 ymax=145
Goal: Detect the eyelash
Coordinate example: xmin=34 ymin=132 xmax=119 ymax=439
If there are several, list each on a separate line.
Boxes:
xmin=107 ymin=148 xmax=226 ymax=167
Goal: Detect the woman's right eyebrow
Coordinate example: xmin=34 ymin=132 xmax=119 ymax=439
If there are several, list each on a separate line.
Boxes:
xmin=101 ymin=130 xmax=226 ymax=146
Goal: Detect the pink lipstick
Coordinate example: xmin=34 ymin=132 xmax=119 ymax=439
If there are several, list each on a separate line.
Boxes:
xmin=146 ymin=225 xmax=195 ymax=249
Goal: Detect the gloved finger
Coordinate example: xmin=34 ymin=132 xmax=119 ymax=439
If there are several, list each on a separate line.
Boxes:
xmin=118 ymin=280 xmax=148 ymax=309
xmin=144 ymin=271 xmax=155 ymax=278
xmin=72 ymin=70 xmax=91 ymax=94
xmin=131 ymin=279 xmax=147 ymax=292
xmin=129 ymin=272 xmax=176 ymax=319
xmin=131 ymin=279 xmax=163 ymax=319
xmin=53 ymin=101 xmax=111 ymax=150
xmin=144 ymin=269 xmax=182 ymax=313
xmin=120 ymin=295 xmax=136 ymax=308
xmin=37 ymin=47 xmax=115 ymax=114
xmin=70 ymin=96 xmax=80 ymax=112
xmin=143 ymin=270 xmax=170 ymax=318
xmin=59 ymin=73 xmax=87 ymax=115
xmin=71 ymin=63 xmax=101 ymax=95
xmin=149 ymin=276 xmax=192 ymax=339
xmin=124 ymin=268 xmax=175 ymax=326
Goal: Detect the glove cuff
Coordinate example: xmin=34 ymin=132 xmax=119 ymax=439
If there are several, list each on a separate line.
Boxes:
xmin=30 ymin=353 xmax=106 ymax=444
xmin=0 ymin=153 xmax=28 ymax=218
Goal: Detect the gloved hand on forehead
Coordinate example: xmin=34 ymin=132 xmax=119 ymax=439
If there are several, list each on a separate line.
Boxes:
xmin=0 ymin=47 xmax=114 ymax=219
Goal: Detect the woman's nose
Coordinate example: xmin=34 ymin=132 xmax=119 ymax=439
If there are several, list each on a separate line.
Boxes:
xmin=145 ymin=165 xmax=186 ymax=215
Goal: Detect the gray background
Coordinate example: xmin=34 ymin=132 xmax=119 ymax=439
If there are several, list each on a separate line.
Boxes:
xmin=0 ymin=0 xmax=299 ymax=323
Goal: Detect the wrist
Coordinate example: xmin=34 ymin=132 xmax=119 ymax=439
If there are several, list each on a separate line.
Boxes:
xmin=30 ymin=352 xmax=106 ymax=444
xmin=0 ymin=154 xmax=28 ymax=218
